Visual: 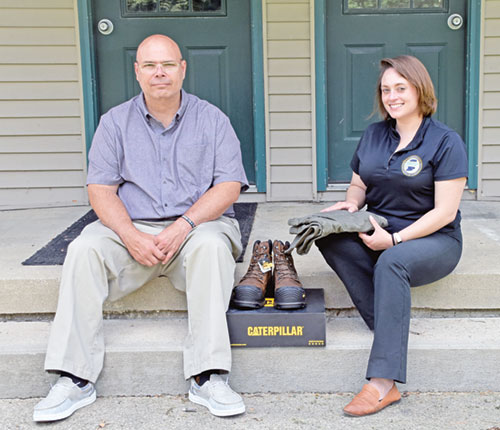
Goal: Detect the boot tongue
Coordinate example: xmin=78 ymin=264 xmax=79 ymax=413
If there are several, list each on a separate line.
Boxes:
xmin=274 ymin=241 xmax=300 ymax=282
xmin=242 ymin=242 xmax=272 ymax=281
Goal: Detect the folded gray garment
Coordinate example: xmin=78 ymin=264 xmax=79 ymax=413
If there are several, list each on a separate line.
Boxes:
xmin=287 ymin=210 xmax=388 ymax=255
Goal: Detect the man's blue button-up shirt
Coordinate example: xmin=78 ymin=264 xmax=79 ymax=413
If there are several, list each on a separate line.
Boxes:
xmin=87 ymin=90 xmax=249 ymax=220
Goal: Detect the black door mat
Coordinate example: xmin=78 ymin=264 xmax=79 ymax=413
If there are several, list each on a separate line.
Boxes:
xmin=22 ymin=202 xmax=258 ymax=266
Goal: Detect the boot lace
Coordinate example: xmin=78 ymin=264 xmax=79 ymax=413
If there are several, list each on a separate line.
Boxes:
xmin=274 ymin=243 xmax=299 ymax=282
xmin=240 ymin=243 xmax=270 ymax=283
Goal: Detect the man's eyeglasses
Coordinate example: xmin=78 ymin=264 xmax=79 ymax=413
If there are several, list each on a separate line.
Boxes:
xmin=138 ymin=61 xmax=183 ymax=73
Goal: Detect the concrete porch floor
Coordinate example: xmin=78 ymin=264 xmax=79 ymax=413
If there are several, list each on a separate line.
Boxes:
xmin=1 ymin=200 xmax=499 ymax=315
xmin=0 ymin=200 xmax=499 ymax=398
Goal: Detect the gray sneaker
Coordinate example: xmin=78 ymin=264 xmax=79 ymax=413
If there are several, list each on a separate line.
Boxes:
xmin=188 ymin=373 xmax=245 ymax=417
xmin=33 ymin=376 xmax=96 ymax=422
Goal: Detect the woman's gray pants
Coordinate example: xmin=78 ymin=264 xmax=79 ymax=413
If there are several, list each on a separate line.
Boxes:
xmin=316 ymin=230 xmax=462 ymax=383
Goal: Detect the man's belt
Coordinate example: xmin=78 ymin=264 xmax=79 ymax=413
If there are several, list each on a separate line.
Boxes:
xmin=138 ymin=216 xmax=180 ymax=222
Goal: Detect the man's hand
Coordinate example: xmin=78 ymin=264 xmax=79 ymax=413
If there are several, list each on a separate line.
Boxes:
xmin=121 ymin=228 xmax=165 ymax=267
xmin=154 ymin=218 xmax=192 ymax=264
xmin=358 ymin=216 xmax=393 ymax=251
xmin=89 ymin=184 xmax=165 ymax=266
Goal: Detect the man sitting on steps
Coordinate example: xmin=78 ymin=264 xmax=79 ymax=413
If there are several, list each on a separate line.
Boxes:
xmin=33 ymin=34 xmax=248 ymax=422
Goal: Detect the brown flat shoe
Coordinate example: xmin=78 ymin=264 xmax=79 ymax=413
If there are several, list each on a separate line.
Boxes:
xmin=343 ymin=383 xmax=401 ymax=417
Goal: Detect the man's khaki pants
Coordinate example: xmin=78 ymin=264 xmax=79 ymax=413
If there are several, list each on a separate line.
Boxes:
xmin=44 ymin=216 xmax=242 ymax=383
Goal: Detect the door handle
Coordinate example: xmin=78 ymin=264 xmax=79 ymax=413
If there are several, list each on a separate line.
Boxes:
xmin=447 ymin=14 xmax=463 ymax=31
xmin=97 ymin=19 xmax=114 ymax=35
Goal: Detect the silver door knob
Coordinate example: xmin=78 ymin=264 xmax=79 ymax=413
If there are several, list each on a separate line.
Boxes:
xmin=447 ymin=14 xmax=463 ymax=30
xmin=98 ymin=19 xmax=114 ymax=35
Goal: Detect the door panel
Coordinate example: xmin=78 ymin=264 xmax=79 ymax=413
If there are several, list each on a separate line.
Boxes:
xmin=92 ymin=0 xmax=255 ymax=183
xmin=326 ymin=0 xmax=466 ymax=182
xmin=185 ymin=47 xmax=228 ymax=112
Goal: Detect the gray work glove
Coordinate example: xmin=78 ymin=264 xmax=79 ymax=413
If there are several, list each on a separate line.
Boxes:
xmin=287 ymin=210 xmax=388 ymax=255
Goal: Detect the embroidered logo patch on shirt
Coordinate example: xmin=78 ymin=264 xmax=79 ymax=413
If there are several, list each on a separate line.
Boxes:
xmin=401 ymin=155 xmax=423 ymax=177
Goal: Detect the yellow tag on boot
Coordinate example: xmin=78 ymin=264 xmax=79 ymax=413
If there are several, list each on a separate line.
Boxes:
xmin=258 ymin=258 xmax=273 ymax=273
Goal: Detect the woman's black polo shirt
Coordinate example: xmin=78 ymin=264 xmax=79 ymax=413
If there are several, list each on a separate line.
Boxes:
xmin=350 ymin=116 xmax=468 ymax=235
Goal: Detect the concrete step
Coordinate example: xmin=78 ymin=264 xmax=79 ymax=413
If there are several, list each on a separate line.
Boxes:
xmin=1 ymin=201 xmax=499 ymax=316
xmin=2 ymin=316 xmax=499 ymax=399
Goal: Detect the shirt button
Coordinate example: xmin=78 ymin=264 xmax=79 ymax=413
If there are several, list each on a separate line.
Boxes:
xmin=164 ymin=203 xmax=167 ymax=207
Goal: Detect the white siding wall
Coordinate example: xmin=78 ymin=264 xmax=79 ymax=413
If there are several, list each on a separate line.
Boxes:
xmin=0 ymin=1 xmax=497 ymax=207
xmin=264 ymin=0 xmax=315 ymax=201
xmin=480 ymin=0 xmax=500 ymax=199
xmin=0 ymin=0 xmax=87 ymax=209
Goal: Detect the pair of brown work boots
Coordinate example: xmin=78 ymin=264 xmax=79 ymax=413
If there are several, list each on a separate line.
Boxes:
xmin=231 ymin=240 xmax=306 ymax=310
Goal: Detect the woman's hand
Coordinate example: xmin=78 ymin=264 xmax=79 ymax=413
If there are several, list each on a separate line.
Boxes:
xmin=321 ymin=201 xmax=359 ymax=213
xmin=358 ymin=216 xmax=393 ymax=251
xmin=321 ymin=172 xmax=367 ymax=213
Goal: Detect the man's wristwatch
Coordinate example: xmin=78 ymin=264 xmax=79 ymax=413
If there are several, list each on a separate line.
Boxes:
xmin=392 ymin=232 xmax=403 ymax=245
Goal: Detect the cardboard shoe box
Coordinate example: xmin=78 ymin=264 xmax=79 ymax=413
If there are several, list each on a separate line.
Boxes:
xmin=226 ymin=288 xmax=326 ymax=347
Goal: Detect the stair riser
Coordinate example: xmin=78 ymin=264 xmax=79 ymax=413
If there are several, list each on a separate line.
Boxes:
xmin=2 ymin=348 xmax=499 ymax=399
xmin=2 ymin=318 xmax=499 ymax=398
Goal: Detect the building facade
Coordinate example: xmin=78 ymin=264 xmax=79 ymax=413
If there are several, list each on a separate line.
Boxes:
xmin=0 ymin=0 xmax=498 ymax=209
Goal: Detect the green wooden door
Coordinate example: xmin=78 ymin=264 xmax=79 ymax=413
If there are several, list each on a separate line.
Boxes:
xmin=326 ymin=0 xmax=466 ymax=183
xmin=92 ymin=0 xmax=256 ymax=184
